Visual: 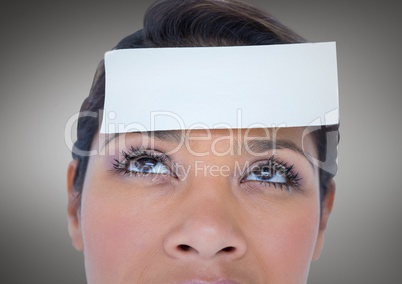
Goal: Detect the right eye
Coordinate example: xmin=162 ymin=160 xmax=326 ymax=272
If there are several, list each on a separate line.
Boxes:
xmin=112 ymin=147 xmax=175 ymax=177
xmin=126 ymin=156 xmax=171 ymax=175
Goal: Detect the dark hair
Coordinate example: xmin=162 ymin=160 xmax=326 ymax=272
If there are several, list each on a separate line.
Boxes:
xmin=72 ymin=0 xmax=339 ymax=205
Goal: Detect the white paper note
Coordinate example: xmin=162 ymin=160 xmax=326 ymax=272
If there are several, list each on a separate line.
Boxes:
xmin=100 ymin=42 xmax=338 ymax=133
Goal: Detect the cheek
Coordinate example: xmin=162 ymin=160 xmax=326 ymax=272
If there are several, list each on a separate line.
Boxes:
xmin=80 ymin=187 xmax=163 ymax=282
xmin=253 ymin=207 xmax=320 ymax=281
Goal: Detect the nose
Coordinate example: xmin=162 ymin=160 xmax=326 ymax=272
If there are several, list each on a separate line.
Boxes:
xmin=163 ymin=179 xmax=247 ymax=260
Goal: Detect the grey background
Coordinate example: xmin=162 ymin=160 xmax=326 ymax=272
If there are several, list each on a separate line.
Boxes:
xmin=1 ymin=0 xmax=400 ymax=283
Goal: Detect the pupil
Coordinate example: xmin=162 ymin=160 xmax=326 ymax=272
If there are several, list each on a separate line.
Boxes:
xmin=135 ymin=158 xmax=157 ymax=172
xmin=255 ymin=166 xmax=272 ymax=179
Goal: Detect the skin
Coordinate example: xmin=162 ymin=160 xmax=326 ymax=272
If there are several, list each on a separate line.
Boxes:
xmin=67 ymin=128 xmax=335 ymax=284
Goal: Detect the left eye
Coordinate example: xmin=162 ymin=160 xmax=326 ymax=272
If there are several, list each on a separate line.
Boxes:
xmin=127 ymin=157 xmax=171 ymax=175
xmin=243 ymin=164 xmax=287 ymax=184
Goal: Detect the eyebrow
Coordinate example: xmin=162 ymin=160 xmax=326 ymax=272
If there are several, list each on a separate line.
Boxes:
xmin=246 ymin=139 xmax=314 ymax=168
xmin=246 ymin=139 xmax=305 ymax=156
xmin=103 ymin=131 xmax=310 ymax=156
xmin=101 ymin=130 xmax=185 ymax=150
xmin=147 ymin=130 xmax=185 ymax=143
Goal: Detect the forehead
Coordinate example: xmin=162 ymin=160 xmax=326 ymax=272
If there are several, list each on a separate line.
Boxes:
xmin=185 ymin=128 xmax=306 ymax=140
xmin=95 ymin=127 xmax=318 ymax=159
xmin=101 ymin=127 xmax=308 ymax=141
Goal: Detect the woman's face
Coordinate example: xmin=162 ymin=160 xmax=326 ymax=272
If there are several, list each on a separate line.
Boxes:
xmin=67 ymin=127 xmax=334 ymax=284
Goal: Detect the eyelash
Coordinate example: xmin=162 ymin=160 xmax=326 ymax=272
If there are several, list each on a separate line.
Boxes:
xmin=112 ymin=148 xmax=301 ymax=190
xmin=112 ymin=146 xmax=172 ymax=177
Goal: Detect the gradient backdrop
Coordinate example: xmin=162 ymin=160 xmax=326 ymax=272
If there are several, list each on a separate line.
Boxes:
xmin=1 ymin=0 xmax=401 ymax=283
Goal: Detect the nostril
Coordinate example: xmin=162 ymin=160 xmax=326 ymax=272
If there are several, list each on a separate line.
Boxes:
xmin=178 ymin=244 xmax=191 ymax=252
xmin=177 ymin=244 xmax=236 ymax=256
xmin=221 ymin=246 xmax=235 ymax=253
